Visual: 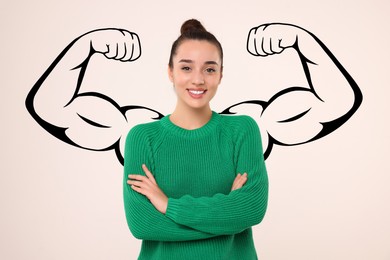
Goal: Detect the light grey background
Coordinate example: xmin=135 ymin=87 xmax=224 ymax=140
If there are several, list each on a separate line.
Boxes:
xmin=1 ymin=0 xmax=389 ymax=259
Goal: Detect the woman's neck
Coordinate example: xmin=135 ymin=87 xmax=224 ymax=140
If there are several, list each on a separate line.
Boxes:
xmin=170 ymin=106 xmax=213 ymax=130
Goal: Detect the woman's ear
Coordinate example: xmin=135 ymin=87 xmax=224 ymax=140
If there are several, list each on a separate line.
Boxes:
xmin=167 ymin=66 xmax=174 ymax=82
xmin=219 ymin=65 xmax=223 ymax=83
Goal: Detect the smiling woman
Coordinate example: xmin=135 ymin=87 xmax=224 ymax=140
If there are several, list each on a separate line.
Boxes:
xmin=123 ymin=19 xmax=269 ymax=260
xmin=168 ymin=39 xmax=223 ymax=123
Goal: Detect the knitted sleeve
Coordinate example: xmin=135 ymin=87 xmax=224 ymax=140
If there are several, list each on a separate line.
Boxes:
xmin=165 ymin=116 xmax=268 ymax=235
xmin=123 ymin=125 xmax=216 ymax=241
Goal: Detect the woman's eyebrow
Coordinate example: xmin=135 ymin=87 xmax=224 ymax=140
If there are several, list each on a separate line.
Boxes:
xmin=178 ymin=59 xmax=219 ymax=65
xmin=178 ymin=59 xmax=193 ymax=63
xmin=205 ymin=61 xmax=219 ymax=65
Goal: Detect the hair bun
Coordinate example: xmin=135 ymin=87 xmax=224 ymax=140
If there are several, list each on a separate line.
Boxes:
xmin=180 ymin=19 xmax=207 ymax=35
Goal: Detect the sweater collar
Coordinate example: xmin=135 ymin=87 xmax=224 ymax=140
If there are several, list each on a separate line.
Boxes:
xmin=161 ymin=111 xmax=221 ymax=138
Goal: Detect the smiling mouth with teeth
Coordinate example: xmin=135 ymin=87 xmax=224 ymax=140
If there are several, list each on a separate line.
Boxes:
xmin=188 ymin=89 xmax=206 ymax=95
xmin=187 ymin=89 xmax=207 ymax=99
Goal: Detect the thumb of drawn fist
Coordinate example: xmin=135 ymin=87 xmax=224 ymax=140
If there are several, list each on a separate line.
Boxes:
xmin=89 ymin=29 xmax=141 ymax=61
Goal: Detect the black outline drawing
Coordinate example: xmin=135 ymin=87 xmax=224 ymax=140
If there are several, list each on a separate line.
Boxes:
xmin=26 ymin=23 xmax=363 ymax=164
xmin=222 ymin=23 xmax=362 ymax=159
xmin=26 ymin=29 xmax=164 ymax=165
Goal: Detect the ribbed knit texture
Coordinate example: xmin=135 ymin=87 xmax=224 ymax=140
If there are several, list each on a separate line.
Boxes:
xmin=123 ymin=111 xmax=268 ymax=260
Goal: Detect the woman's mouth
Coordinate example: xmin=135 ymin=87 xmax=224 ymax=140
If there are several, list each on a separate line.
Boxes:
xmin=187 ymin=89 xmax=207 ymax=99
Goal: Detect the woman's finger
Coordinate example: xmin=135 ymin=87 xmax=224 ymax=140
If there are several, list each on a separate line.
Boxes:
xmin=240 ymin=173 xmax=248 ymax=184
xmin=236 ymin=175 xmax=245 ymax=187
xmin=128 ymin=174 xmax=148 ymax=181
xmin=130 ymin=184 xmax=148 ymax=196
xmin=142 ymin=164 xmax=156 ymax=184
xmin=231 ymin=173 xmax=248 ymax=191
xmin=127 ymin=179 xmax=145 ymax=187
xmin=231 ymin=173 xmax=242 ymax=191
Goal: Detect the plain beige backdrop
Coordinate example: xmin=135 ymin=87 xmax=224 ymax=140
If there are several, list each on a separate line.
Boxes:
xmin=1 ymin=0 xmax=389 ymax=259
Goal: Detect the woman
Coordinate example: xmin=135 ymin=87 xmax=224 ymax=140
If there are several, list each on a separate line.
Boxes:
xmin=124 ymin=19 xmax=268 ymax=260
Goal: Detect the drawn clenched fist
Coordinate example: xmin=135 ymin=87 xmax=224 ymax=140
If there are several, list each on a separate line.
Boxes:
xmin=87 ymin=29 xmax=141 ymax=61
xmin=247 ymin=23 xmax=303 ymax=57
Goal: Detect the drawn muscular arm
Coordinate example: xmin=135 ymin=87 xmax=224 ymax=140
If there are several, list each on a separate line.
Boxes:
xmin=26 ymin=29 xmax=162 ymax=164
xmin=224 ymin=23 xmax=362 ymax=159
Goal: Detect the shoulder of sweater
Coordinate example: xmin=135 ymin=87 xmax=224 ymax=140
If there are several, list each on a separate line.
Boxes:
xmin=219 ymin=113 xmax=259 ymax=132
xmin=126 ymin=120 xmax=163 ymax=140
xmin=218 ymin=114 xmax=262 ymax=147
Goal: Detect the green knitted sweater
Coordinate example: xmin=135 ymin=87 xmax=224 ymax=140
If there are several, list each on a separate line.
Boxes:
xmin=123 ymin=111 xmax=268 ymax=260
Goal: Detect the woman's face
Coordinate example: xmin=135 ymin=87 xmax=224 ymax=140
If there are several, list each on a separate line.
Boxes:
xmin=168 ymin=40 xmax=223 ymax=112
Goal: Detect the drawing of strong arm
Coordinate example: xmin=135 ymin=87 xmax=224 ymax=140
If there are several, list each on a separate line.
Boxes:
xmin=223 ymin=23 xmax=363 ymax=159
xmin=25 ymin=29 xmax=162 ymax=164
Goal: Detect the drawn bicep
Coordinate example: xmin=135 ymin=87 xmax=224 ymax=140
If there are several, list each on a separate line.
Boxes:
xmin=262 ymin=89 xmax=324 ymax=145
xmin=64 ymin=94 xmax=127 ymax=150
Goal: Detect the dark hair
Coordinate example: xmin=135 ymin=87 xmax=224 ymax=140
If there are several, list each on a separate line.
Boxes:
xmin=168 ymin=19 xmax=223 ymax=68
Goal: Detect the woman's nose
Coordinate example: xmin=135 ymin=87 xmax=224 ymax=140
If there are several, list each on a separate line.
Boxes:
xmin=192 ymin=71 xmax=205 ymax=85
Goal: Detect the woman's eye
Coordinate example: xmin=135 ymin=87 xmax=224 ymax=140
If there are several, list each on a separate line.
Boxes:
xmin=181 ymin=67 xmax=191 ymax=71
xmin=206 ymin=68 xmax=216 ymax=73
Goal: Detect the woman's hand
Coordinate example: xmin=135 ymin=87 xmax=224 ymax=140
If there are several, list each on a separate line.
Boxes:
xmin=127 ymin=164 xmax=168 ymax=214
xmin=231 ymin=173 xmax=248 ymax=191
